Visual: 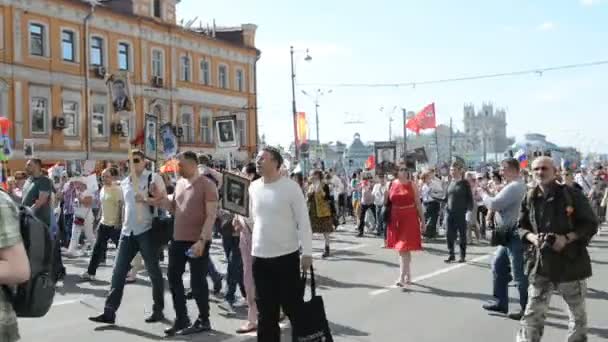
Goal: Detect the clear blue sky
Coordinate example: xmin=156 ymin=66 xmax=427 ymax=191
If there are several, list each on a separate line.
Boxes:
xmin=177 ymin=0 xmax=608 ymax=154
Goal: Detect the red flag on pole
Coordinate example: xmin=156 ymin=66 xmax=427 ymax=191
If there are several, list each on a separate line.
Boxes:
xmin=296 ymin=112 xmax=308 ymax=145
xmin=405 ymin=116 xmax=420 ymax=134
xmin=365 ymin=155 xmax=376 ymax=170
xmin=415 ymin=103 xmax=437 ymax=130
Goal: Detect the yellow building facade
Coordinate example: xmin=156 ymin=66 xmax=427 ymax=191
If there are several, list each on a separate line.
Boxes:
xmin=0 ymin=0 xmax=259 ymax=169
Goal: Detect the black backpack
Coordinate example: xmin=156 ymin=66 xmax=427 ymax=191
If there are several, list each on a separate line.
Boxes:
xmin=1 ymin=191 xmax=56 ymax=317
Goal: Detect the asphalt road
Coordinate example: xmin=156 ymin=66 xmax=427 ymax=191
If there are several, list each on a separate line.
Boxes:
xmin=19 ymin=222 xmax=608 ymax=342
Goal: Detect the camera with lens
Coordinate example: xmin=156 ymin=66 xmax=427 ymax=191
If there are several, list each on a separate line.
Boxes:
xmin=539 ymin=233 xmax=556 ymax=253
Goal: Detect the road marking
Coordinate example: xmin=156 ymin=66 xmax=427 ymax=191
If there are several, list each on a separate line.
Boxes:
xmin=312 ymin=243 xmax=367 ymax=258
xmin=52 ymin=297 xmax=84 ymax=307
xmin=369 ymin=253 xmax=492 ymax=296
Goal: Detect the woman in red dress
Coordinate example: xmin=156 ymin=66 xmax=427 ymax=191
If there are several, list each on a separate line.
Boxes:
xmin=386 ymin=165 xmax=426 ymax=287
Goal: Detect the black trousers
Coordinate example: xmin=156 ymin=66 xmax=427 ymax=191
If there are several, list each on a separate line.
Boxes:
xmin=168 ymin=240 xmax=211 ymax=325
xmin=446 ymin=212 xmax=467 ymax=259
xmin=357 ymin=204 xmax=376 ymax=234
xmin=424 ymin=201 xmax=440 ymax=238
xmin=87 ymin=224 xmax=121 ymax=276
xmin=253 ymin=251 xmax=303 ymax=342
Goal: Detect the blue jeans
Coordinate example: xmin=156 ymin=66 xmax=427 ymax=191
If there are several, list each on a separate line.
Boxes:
xmin=491 ymin=231 xmax=528 ymax=311
xmin=104 ymin=229 xmax=164 ymax=316
xmin=375 ymin=205 xmax=386 ymax=238
xmin=446 ymin=211 xmax=467 ymax=259
xmin=222 ymin=235 xmax=245 ymax=304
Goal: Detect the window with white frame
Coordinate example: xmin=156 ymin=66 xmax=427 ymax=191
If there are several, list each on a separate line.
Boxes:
xmin=180 ymin=56 xmax=190 ymax=82
xmin=180 ymin=111 xmax=193 ymax=143
xmin=153 ymin=0 xmax=162 ymax=18
xmin=200 ymin=59 xmax=210 ymax=85
xmin=62 ymin=101 xmax=78 ymax=137
xmin=118 ymin=42 xmax=130 ymax=71
xmin=152 ymin=50 xmax=163 ymax=78
xmin=29 ymin=23 xmax=45 ymax=56
xmin=91 ymin=37 xmax=103 ymax=66
xmin=236 ymin=69 xmax=244 ymax=92
xmin=31 ymin=97 xmax=48 ymax=134
xmin=200 ymin=109 xmax=213 ymax=144
xmin=61 ymin=30 xmax=75 ymax=62
xmin=218 ymin=65 xmax=228 ymax=89
xmin=92 ymin=103 xmax=106 ymax=138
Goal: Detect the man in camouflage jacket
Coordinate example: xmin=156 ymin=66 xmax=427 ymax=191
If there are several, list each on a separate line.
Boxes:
xmin=517 ymin=157 xmax=598 ymax=342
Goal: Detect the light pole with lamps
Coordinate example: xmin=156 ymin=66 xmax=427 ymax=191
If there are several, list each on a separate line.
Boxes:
xmin=301 ymin=88 xmax=332 ymax=145
xmin=290 ymin=46 xmax=312 ymax=161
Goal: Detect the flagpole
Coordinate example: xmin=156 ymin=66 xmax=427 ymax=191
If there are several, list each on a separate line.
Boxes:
xmin=402 ymin=108 xmax=407 ymax=159
xmin=434 ymin=127 xmax=440 ymax=165
xmin=449 ymin=117 xmax=453 ymax=163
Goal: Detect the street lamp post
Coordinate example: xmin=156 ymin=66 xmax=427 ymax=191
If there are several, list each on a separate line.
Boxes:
xmin=302 ymin=89 xmax=332 ymax=145
xmin=290 ymin=46 xmax=311 ymax=161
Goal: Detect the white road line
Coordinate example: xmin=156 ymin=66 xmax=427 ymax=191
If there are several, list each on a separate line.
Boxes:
xmin=51 ymin=297 xmax=84 ymax=307
xmin=312 ymin=243 xmax=367 ymax=258
xmin=369 ymin=253 xmax=492 ymax=296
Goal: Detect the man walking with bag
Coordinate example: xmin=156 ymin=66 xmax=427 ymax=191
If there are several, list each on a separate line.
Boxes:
xmin=250 ymin=146 xmax=313 ymax=342
xmin=517 ymin=156 xmax=598 ymax=342
xmin=479 ymin=158 xmax=527 ymax=320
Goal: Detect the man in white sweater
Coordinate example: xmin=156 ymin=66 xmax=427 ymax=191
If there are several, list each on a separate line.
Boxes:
xmin=250 ymin=146 xmax=313 ymax=342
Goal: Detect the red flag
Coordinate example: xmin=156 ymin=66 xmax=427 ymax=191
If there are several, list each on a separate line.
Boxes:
xmin=130 ymin=129 xmax=145 ymax=146
xmin=405 ymin=116 xmax=420 ymax=134
xmin=415 ymin=103 xmax=437 ymax=130
xmin=296 ymin=112 xmax=308 ymax=145
xmin=365 ymin=155 xmax=376 ymax=170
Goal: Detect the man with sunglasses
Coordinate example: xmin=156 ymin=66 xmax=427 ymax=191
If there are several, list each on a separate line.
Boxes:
xmin=89 ymin=150 xmax=167 ymax=325
xmin=516 ymin=156 xmax=598 ymax=342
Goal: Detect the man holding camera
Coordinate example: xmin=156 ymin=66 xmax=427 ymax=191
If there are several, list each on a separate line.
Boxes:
xmin=517 ymin=156 xmax=598 ymax=342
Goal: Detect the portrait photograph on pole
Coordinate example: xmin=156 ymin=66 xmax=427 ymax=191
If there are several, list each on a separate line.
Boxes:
xmin=107 ymin=74 xmax=133 ymax=113
xmin=221 ymin=172 xmax=250 ymax=216
xmin=144 ymin=113 xmax=158 ymax=161
xmin=374 ymin=141 xmax=397 ymax=175
xmin=214 ymin=115 xmax=238 ymax=148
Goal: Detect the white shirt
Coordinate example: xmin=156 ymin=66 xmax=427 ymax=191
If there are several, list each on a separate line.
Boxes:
xmin=120 ymin=171 xmax=164 ymax=236
xmin=249 ymin=176 xmax=313 ymax=258
xmin=331 ymin=175 xmax=344 ymax=198
xmin=422 ymin=178 xmax=445 ymax=203
xmin=372 ymin=183 xmax=387 ymax=206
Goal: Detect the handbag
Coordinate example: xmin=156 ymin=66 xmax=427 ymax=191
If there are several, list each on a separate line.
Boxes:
xmin=381 ymin=182 xmax=394 ymax=223
xmin=490 ymin=221 xmax=513 ymax=247
xmin=292 ymin=266 xmax=334 ymax=342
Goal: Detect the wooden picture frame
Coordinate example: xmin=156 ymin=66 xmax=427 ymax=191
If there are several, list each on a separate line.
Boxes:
xmin=221 ymin=172 xmax=250 ymax=217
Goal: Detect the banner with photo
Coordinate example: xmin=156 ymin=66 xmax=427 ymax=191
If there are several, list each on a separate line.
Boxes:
xmin=107 ymin=73 xmax=133 ymax=114
xmin=160 ymin=123 xmax=178 ymax=159
xmin=374 ymin=141 xmax=397 ymax=175
xmin=214 ymin=115 xmax=238 ymax=148
xmin=144 ymin=113 xmax=158 ymax=161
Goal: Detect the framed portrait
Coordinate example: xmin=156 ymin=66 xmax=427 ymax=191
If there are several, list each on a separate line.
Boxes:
xmin=374 ymin=141 xmax=397 ymax=175
xmin=108 ymin=74 xmax=133 ymax=113
xmin=144 ymin=113 xmax=158 ymax=161
xmin=214 ymin=115 xmax=237 ymax=148
xmin=221 ymin=172 xmax=250 ymax=217
xmin=23 ymin=139 xmax=34 ymax=158
xmin=160 ymin=123 xmax=178 ymax=159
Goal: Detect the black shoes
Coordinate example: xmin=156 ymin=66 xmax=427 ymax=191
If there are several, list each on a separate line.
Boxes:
xmin=482 ymin=302 xmax=508 ymax=315
xmin=444 ymin=256 xmax=456 ymax=263
xmin=507 ymin=311 xmax=524 ymax=321
xmin=458 ymin=257 xmax=466 ymax=263
xmin=322 ymin=245 xmax=330 ymax=258
xmin=356 ymin=232 xmax=363 ymax=238
xmin=177 ymin=318 xmax=212 ymax=336
xmin=144 ymin=311 xmax=165 ymax=323
xmin=213 ymin=276 xmax=224 ymax=295
xmin=165 ymin=320 xmax=191 ymax=336
xmin=89 ymin=312 xmax=116 ymax=324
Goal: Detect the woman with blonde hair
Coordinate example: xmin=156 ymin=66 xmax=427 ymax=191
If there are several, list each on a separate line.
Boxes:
xmin=386 ymin=163 xmax=425 ymax=286
xmin=307 ymin=170 xmax=335 ymax=258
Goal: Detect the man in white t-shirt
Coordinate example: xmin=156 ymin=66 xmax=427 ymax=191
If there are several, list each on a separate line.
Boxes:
xmin=250 ymin=146 xmax=313 ymax=341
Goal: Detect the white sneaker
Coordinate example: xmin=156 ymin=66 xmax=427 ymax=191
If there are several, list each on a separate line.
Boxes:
xmin=80 ymin=272 xmax=95 ymax=281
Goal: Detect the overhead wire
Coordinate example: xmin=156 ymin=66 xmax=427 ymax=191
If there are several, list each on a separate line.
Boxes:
xmin=298 ymin=59 xmax=608 ymax=88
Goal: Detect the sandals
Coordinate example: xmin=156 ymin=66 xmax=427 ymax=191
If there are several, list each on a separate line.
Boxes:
xmin=236 ymin=324 xmax=257 ymax=334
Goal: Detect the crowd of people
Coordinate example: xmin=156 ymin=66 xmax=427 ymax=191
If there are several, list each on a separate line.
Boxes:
xmin=0 ymin=149 xmax=606 ymax=342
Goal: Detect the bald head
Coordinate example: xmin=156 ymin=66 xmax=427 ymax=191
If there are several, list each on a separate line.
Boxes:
xmin=531 ymin=156 xmax=557 ymax=186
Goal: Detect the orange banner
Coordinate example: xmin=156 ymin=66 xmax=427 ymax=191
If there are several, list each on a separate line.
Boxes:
xmin=296 ymin=112 xmax=308 ymax=144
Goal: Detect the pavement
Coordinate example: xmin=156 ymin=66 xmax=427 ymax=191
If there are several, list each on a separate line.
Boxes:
xmin=19 ymin=221 xmax=608 ymax=342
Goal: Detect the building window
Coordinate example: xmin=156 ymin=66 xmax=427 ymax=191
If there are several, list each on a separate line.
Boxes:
xmin=92 ymin=103 xmax=106 ymax=138
xmin=153 ymin=0 xmax=162 ymax=18
xmin=200 ymin=110 xmax=213 ymax=144
xmin=180 ymin=112 xmax=193 ymax=143
xmin=218 ymin=65 xmax=228 ymax=89
xmin=31 ymin=97 xmax=48 ymax=134
xmin=118 ymin=43 xmax=130 ymax=71
xmin=63 ymin=101 xmax=78 ymax=137
xmin=61 ymin=30 xmax=75 ymax=62
xmin=200 ymin=60 xmax=210 ymax=85
xmin=237 ymin=118 xmax=246 ymax=147
xmin=236 ymin=69 xmax=244 ymax=92
xmin=29 ymin=23 xmax=44 ymax=56
xmin=152 ymin=50 xmax=163 ymax=77
xmin=180 ymin=56 xmax=190 ymax=82
xmin=91 ymin=37 xmax=103 ymax=66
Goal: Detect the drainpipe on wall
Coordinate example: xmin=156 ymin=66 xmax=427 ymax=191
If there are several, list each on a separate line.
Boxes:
xmin=83 ymin=5 xmax=95 ymax=160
